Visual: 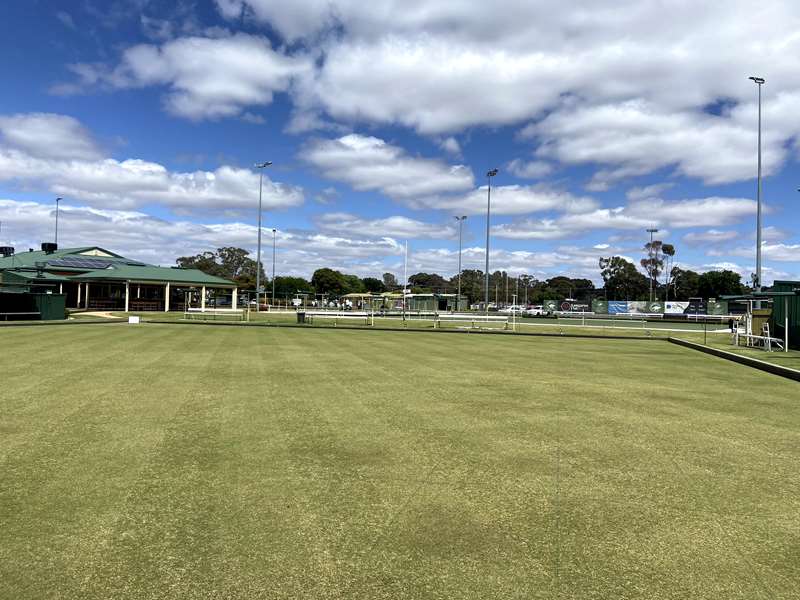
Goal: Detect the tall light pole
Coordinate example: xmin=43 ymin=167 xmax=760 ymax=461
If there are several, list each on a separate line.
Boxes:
xmin=254 ymin=161 xmax=272 ymax=311
xmin=271 ymin=228 xmax=277 ymax=306
xmin=484 ymin=168 xmax=498 ymax=312
xmin=54 ymin=197 xmax=62 ymax=245
xmin=403 ymin=240 xmax=408 ymax=321
xmin=454 ymin=215 xmax=466 ymax=309
xmin=749 ymin=76 xmax=765 ymax=298
xmin=646 ymin=228 xmax=659 ymax=303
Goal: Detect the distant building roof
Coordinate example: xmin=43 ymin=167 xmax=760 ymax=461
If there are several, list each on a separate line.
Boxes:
xmin=0 ymin=246 xmax=235 ymax=286
xmin=71 ymin=264 xmax=234 ymax=286
xmin=0 ymin=246 xmax=127 ymax=270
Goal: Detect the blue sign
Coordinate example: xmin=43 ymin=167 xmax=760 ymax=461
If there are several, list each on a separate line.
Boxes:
xmin=608 ymin=301 xmax=628 ymax=314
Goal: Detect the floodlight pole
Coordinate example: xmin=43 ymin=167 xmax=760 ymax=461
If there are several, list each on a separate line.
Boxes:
xmin=749 ymin=76 xmax=765 ymax=305
xmin=254 ymin=161 xmax=273 ymax=312
xmin=271 ymin=228 xmax=277 ymax=307
xmin=55 ymin=197 xmax=62 ymax=245
xmin=403 ymin=240 xmax=408 ymax=322
xmin=484 ymin=168 xmax=498 ymax=313
xmin=455 ymin=215 xmax=466 ymax=309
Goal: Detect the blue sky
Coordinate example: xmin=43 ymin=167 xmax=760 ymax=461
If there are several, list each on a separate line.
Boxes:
xmin=1 ymin=0 xmax=799 ymax=284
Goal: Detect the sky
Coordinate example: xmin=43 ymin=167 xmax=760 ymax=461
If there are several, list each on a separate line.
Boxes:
xmin=0 ymin=0 xmax=799 ymax=285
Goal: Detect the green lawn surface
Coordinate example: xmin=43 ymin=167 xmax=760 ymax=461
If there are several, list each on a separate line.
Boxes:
xmin=2 ymin=324 xmax=798 ymax=599
xmin=69 ymin=309 xmax=726 ymax=339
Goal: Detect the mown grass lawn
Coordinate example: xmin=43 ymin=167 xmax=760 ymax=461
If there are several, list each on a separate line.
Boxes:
xmin=1 ymin=324 xmax=798 ymax=599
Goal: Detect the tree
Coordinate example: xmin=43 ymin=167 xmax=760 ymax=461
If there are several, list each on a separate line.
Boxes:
xmin=361 ymin=277 xmax=386 ymax=293
xmin=408 ymin=272 xmax=448 ymax=292
xmin=216 ymin=247 xmax=255 ymax=279
xmin=662 ymin=244 xmax=676 ymax=299
xmin=453 ymin=269 xmax=484 ymax=305
xmin=543 ymin=276 xmax=594 ymax=301
xmin=271 ymin=276 xmax=313 ymax=298
xmin=670 ymin=267 xmax=700 ymax=300
xmin=382 ymin=272 xmax=398 ymax=290
xmin=342 ymin=274 xmax=365 ymax=294
xmin=640 ymin=240 xmax=665 ymax=298
xmin=175 ymin=247 xmax=263 ymax=288
xmin=698 ymin=270 xmax=743 ymax=299
xmin=599 ymin=256 xmax=649 ymax=300
xmin=311 ymin=268 xmax=348 ymax=296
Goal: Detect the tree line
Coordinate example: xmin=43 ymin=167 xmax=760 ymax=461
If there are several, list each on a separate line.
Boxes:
xmin=176 ymin=245 xmax=748 ymax=304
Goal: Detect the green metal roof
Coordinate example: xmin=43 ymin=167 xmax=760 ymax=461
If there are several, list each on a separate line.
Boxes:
xmin=1 ymin=246 xmax=235 ymax=286
xmin=0 ymin=246 xmax=125 ymax=270
xmin=71 ymin=264 xmax=235 ymax=286
xmin=1 ymin=269 xmax=70 ymax=282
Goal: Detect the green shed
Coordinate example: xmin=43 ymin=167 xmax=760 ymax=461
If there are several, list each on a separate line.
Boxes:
xmin=0 ymin=291 xmax=66 ymax=320
xmin=771 ymin=281 xmax=800 ymax=349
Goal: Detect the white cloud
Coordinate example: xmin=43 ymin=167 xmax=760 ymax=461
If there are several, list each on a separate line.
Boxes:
xmin=407 ymin=244 xmax=609 ymax=281
xmin=62 ymin=34 xmax=312 ymax=120
xmin=0 ymin=199 xmax=401 ymax=277
xmin=683 ymin=229 xmax=740 ymax=245
xmin=411 ymin=184 xmax=598 ymax=216
xmin=315 ymin=212 xmax=456 ymax=239
xmin=493 ymin=196 xmax=756 ymax=239
xmin=55 ymin=11 xmax=76 ymax=30
xmin=0 ymin=150 xmax=303 ymax=212
xmin=506 ymin=159 xmax=553 ymax=180
xmin=51 ymin=2 xmax=800 ymax=189
xmin=214 ymin=1 xmax=800 ymax=185
xmin=0 ymin=113 xmax=103 ymax=161
xmin=0 ymin=113 xmax=303 ymax=213
xmin=625 ymin=183 xmax=674 ymax=201
xmin=729 ymin=242 xmax=800 ymax=262
xmin=439 ymin=137 xmax=461 ymax=156
xmin=220 ymin=2 xmax=800 ymax=132
xmin=529 ymin=99 xmax=795 ymax=187
xmin=302 ymin=134 xmax=474 ymax=199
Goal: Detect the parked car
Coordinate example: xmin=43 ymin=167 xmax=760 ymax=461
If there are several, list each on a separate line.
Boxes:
xmin=499 ymin=305 xmax=525 ymax=314
xmin=525 ymin=305 xmax=544 ymax=316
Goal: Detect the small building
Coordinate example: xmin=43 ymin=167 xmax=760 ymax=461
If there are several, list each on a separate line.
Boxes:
xmin=723 ymin=283 xmax=800 ymax=350
xmin=771 ymin=281 xmax=800 ymax=349
xmin=337 ymin=292 xmax=467 ymax=312
xmin=407 ymin=293 xmax=466 ymax=312
xmin=0 ymin=245 xmax=237 ymax=312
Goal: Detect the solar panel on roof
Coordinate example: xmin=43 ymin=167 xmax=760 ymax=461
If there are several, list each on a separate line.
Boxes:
xmin=48 ymin=257 xmax=113 ymax=269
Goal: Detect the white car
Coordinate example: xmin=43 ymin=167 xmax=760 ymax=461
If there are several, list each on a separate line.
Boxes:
xmin=499 ymin=305 xmax=525 ymax=314
xmin=525 ymin=305 xmax=544 ymax=316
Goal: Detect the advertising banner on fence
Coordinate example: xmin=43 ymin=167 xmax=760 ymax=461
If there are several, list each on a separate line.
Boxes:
xmin=627 ymin=301 xmax=647 ymax=314
xmin=707 ymin=300 xmax=728 ymax=315
xmin=664 ymin=301 xmax=689 ymax=314
xmin=592 ymin=299 xmax=608 ymax=314
xmin=608 ymin=301 xmax=628 ymax=314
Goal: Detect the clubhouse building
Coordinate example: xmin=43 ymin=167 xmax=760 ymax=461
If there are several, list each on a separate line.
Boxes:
xmin=0 ymin=244 xmax=237 ymax=312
